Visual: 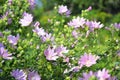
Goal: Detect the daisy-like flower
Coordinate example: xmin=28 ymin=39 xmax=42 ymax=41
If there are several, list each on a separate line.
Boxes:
xmin=114 ymin=23 xmax=120 ymax=29
xmin=19 ymin=12 xmax=33 ymax=26
xmin=7 ymin=34 xmax=19 ymax=45
xmin=72 ymin=30 xmax=79 ymax=38
xmin=11 ymin=69 xmax=27 ymax=80
xmin=0 ymin=47 xmax=13 ymax=60
xmin=55 ymin=45 xmax=68 ymax=57
xmin=58 ymin=5 xmax=68 ymax=14
xmin=78 ymin=53 xmax=99 ymax=67
xmin=28 ymin=0 xmax=35 ymax=9
xmin=68 ymin=17 xmax=86 ymax=28
xmin=85 ymin=20 xmax=103 ymax=31
xmin=41 ymin=33 xmax=54 ymax=42
xmin=97 ymin=68 xmax=110 ymax=80
xmin=79 ymin=71 xmax=95 ymax=80
xmin=44 ymin=46 xmax=59 ymax=61
xmin=33 ymin=27 xmax=46 ymax=36
xmin=28 ymin=71 xmax=41 ymax=80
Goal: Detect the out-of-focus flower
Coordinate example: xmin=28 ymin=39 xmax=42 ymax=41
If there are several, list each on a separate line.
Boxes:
xmin=55 ymin=45 xmax=68 ymax=57
xmin=68 ymin=17 xmax=86 ymax=28
xmin=34 ymin=21 xmax=40 ymax=27
xmin=0 ymin=43 xmax=4 ymax=48
xmin=72 ymin=30 xmax=79 ymax=38
xmin=114 ymin=23 xmax=120 ymax=29
xmin=28 ymin=71 xmax=41 ymax=80
xmin=19 ymin=12 xmax=33 ymax=26
xmin=7 ymin=34 xmax=19 ymax=45
xmin=8 ymin=0 xmax=12 ymax=5
xmin=58 ymin=5 xmax=68 ymax=14
xmin=0 ymin=32 xmax=3 ymax=37
xmin=86 ymin=6 xmax=92 ymax=11
xmin=41 ymin=33 xmax=54 ymax=42
xmin=33 ymin=27 xmax=46 ymax=36
xmin=11 ymin=69 xmax=27 ymax=80
xmin=66 ymin=10 xmax=71 ymax=17
xmin=97 ymin=68 xmax=110 ymax=80
xmin=8 ymin=18 xmax=12 ymax=24
xmin=0 ymin=47 xmax=13 ymax=60
xmin=44 ymin=46 xmax=59 ymax=61
xmin=79 ymin=71 xmax=95 ymax=80
xmin=28 ymin=0 xmax=35 ymax=9
xmin=78 ymin=53 xmax=99 ymax=67
xmin=86 ymin=20 xmax=103 ymax=31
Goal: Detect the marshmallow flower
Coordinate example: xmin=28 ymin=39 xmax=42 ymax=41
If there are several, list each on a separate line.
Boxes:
xmin=19 ymin=12 xmax=33 ymax=26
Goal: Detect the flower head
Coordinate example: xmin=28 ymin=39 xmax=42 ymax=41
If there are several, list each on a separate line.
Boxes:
xmin=28 ymin=0 xmax=35 ymax=9
xmin=78 ymin=53 xmax=99 ymax=67
xmin=11 ymin=69 xmax=27 ymax=80
xmin=114 ymin=23 xmax=120 ymax=29
xmin=0 ymin=47 xmax=13 ymax=60
xmin=33 ymin=27 xmax=46 ymax=36
xmin=28 ymin=71 xmax=41 ymax=80
xmin=44 ymin=46 xmax=58 ymax=61
xmin=58 ymin=5 xmax=68 ymax=14
xmin=68 ymin=17 xmax=86 ymax=28
xmin=7 ymin=34 xmax=19 ymax=45
xmin=79 ymin=71 xmax=95 ymax=80
xmin=19 ymin=12 xmax=33 ymax=26
xmin=86 ymin=20 xmax=103 ymax=31
xmin=41 ymin=33 xmax=54 ymax=42
xmin=55 ymin=45 xmax=68 ymax=57
xmin=97 ymin=68 xmax=110 ymax=80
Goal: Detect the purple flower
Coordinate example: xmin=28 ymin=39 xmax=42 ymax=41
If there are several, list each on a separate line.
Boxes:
xmin=72 ymin=30 xmax=78 ymax=38
xmin=0 ymin=32 xmax=3 ymax=37
xmin=19 ymin=12 xmax=33 ymax=26
xmin=86 ymin=6 xmax=92 ymax=11
xmin=0 ymin=43 xmax=4 ymax=48
xmin=28 ymin=71 xmax=41 ymax=80
xmin=85 ymin=20 xmax=103 ymax=31
xmin=44 ymin=46 xmax=59 ymax=61
xmin=7 ymin=34 xmax=19 ymax=45
xmin=8 ymin=18 xmax=12 ymax=24
xmin=79 ymin=71 xmax=95 ymax=80
xmin=34 ymin=21 xmax=40 ymax=27
xmin=114 ymin=23 xmax=120 ymax=29
xmin=11 ymin=69 xmax=27 ymax=80
xmin=97 ymin=68 xmax=110 ymax=80
xmin=0 ymin=47 xmax=13 ymax=60
xmin=28 ymin=0 xmax=35 ymax=9
xmin=78 ymin=53 xmax=99 ymax=67
xmin=55 ymin=45 xmax=68 ymax=57
xmin=41 ymin=33 xmax=54 ymax=42
xmin=68 ymin=17 xmax=86 ymax=28
xmin=58 ymin=5 xmax=68 ymax=14
xmin=33 ymin=27 xmax=46 ymax=36
xmin=65 ymin=10 xmax=71 ymax=17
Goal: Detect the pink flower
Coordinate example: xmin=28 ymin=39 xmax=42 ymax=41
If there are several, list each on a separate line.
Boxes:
xmin=78 ymin=53 xmax=99 ymax=67
xmin=72 ymin=30 xmax=79 ymax=38
xmin=58 ymin=5 xmax=68 ymax=14
xmin=97 ymin=68 xmax=110 ymax=80
xmin=19 ymin=12 xmax=33 ymax=26
xmin=7 ymin=34 xmax=19 ymax=45
xmin=85 ymin=20 xmax=103 ymax=31
xmin=79 ymin=71 xmax=95 ymax=80
xmin=40 ymin=33 xmax=54 ymax=42
xmin=44 ymin=47 xmax=59 ymax=61
xmin=33 ymin=27 xmax=46 ymax=36
xmin=0 ymin=47 xmax=13 ymax=60
xmin=68 ymin=17 xmax=86 ymax=28
xmin=55 ymin=45 xmax=68 ymax=57
xmin=34 ymin=21 xmax=40 ymax=27
xmin=28 ymin=71 xmax=41 ymax=80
